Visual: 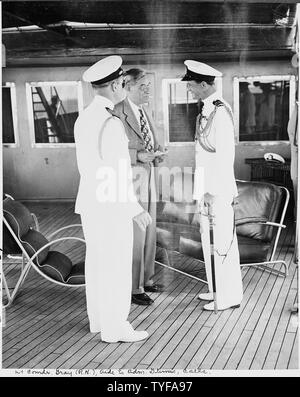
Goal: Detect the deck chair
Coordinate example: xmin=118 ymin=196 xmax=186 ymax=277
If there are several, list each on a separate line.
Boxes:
xmin=155 ymin=179 xmax=290 ymax=283
xmin=2 ymin=195 xmax=85 ymax=310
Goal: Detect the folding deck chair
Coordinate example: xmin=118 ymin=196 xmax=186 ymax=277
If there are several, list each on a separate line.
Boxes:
xmin=155 ymin=179 xmax=290 ymax=281
xmin=2 ymin=195 xmax=85 ymax=311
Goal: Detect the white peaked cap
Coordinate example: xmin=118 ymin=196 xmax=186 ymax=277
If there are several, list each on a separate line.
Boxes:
xmin=182 ymin=60 xmax=222 ymax=81
xmin=83 ymin=55 xmax=124 ymax=84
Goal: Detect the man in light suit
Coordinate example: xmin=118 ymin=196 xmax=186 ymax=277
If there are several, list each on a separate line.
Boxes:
xmin=182 ymin=60 xmax=243 ymax=311
xmin=114 ymin=68 xmax=166 ymax=306
xmin=74 ymin=56 xmax=151 ymax=342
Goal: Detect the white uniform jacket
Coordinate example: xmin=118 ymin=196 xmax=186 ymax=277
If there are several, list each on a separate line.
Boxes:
xmin=74 ymin=95 xmax=143 ymax=219
xmin=73 ymin=95 xmax=143 ymax=338
xmin=193 ymin=91 xmax=238 ymax=202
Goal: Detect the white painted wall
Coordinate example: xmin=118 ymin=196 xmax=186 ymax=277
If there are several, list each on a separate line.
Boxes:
xmin=2 ymin=59 xmax=296 ymax=200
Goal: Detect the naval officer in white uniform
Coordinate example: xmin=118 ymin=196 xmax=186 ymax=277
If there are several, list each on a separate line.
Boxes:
xmin=74 ymin=56 xmax=151 ymax=342
xmin=182 ymin=60 xmax=243 ymax=311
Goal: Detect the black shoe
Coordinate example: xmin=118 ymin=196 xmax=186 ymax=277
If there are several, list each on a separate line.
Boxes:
xmin=132 ymin=293 xmax=154 ymax=306
xmin=144 ymin=284 xmax=165 ymax=293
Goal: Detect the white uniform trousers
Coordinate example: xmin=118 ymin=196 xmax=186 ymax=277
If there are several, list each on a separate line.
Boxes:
xmin=81 ymin=209 xmax=134 ymax=340
xmin=200 ymin=197 xmax=243 ymax=309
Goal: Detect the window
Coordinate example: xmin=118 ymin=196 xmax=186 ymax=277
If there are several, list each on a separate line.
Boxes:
xmin=162 ymin=78 xmax=222 ymax=144
xmin=26 ymin=81 xmax=83 ymax=146
xmin=2 ymin=83 xmax=18 ymax=145
xmin=233 ymin=75 xmax=296 ymax=143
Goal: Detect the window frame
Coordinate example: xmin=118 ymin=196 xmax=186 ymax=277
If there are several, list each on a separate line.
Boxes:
xmin=26 ymin=80 xmax=84 ymax=148
xmin=2 ymin=82 xmax=19 ymax=147
xmin=233 ymin=74 xmax=296 ymax=145
xmin=162 ymin=77 xmax=223 ymax=146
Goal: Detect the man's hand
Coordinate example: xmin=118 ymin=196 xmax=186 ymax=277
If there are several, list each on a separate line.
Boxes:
xmin=134 ymin=211 xmax=152 ymax=231
xmin=154 ymin=145 xmax=168 ymax=164
xmin=204 ymin=193 xmax=216 ymax=210
xmin=137 ymin=151 xmax=156 ymax=163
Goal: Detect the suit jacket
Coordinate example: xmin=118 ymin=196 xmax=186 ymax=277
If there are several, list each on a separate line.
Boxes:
xmin=114 ymin=97 xmax=160 ymax=166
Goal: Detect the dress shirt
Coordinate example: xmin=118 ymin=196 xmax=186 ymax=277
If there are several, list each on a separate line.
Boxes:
xmin=128 ymin=98 xmax=154 ymax=146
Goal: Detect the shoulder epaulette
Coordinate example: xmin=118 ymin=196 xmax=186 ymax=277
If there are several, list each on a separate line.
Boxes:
xmin=212 ymin=99 xmax=224 ymax=107
xmin=213 ymin=99 xmax=234 ymax=125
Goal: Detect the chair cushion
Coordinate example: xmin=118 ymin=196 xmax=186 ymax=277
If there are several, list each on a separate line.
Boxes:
xmin=2 ymin=223 xmax=22 ymax=255
xmin=3 ymin=198 xmax=33 ymax=237
xmin=38 ymin=251 xmax=73 ymax=283
xmin=22 ymin=229 xmax=50 ymax=265
xmin=66 ymin=262 xmax=85 ymax=285
xmin=157 ymin=222 xmax=271 ymax=264
xmin=179 ymin=235 xmax=204 ymax=260
xmin=156 ymin=222 xmax=182 ymax=251
xmin=238 ymin=235 xmax=271 ymax=264
xmin=235 ymin=181 xmax=283 ymax=242
xmin=157 ymin=202 xmax=195 ymax=225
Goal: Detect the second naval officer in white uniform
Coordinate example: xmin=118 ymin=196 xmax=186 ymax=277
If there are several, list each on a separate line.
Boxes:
xmin=182 ymin=60 xmax=243 ymax=311
xmin=74 ymin=56 xmax=151 ymax=342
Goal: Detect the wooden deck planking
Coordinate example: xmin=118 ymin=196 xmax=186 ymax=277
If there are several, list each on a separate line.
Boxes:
xmin=264 ymin=288 xmax=297 ymax=369
xmin=33 ymin=269 xmax=168 ymax=369
xmin=46 ymin=269 xmax=190 ymax=369
xmin=185 ymin=267 xmax=269 ymax=368
xmin=237 ymin=235 xmax=295 ymax=369
xmin=222 ymin=227 xmax=295 ymax=370
xmin=276 ymin=331 xmax=298 ymax=369
xmin=249 ymin=270 xmax=297 ymax=369
xmin=159 ymin=271 xmax=257 ymax=369
xmin=4 ymin=283 xmax=81 ymax=347
xmin=140 ymin=285 xmax=207 ymax=368
xmin=213 ymin=266 xmax=284 ymax=369
xmin=4 ymin=290 xmax=86 ymax=367
xmin=112 ymin=281 xmax=203 ymax=369
xmin=198 ymin=268 xmax=265 ymax=369
xmin=2 ymin=202 xmax=298 ymax=370
xmin=288 ymin=330 xmax=299 ymax=369
xmin=4 ymin=280 xmax=68 ymax=336
xmin=95 ymin=275 xmax=198 ymax=369
xmin=33 ymin=265 xmax=185 ymax=369
xmin=224 ymin=329 xmax=254 ymax=370
xmin=59 ymin=284 xmax=197 ymax=369
xmin=238 ymin=266 xmax=293 ymax=368
xmin=4 ymin=284 xmax=83 ymax=337
xmin=208 ymin=267 xmax=268 ymax=369
xmin=4 ymin=272 xmax=74 ymax=324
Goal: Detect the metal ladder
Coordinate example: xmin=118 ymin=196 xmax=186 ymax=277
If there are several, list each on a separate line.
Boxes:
xmin=31 ymin=86 xmax=70 ymax=143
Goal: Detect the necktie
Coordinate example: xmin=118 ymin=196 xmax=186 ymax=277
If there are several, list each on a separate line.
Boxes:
xmin=138 ymin=108 xmax=154 ymax=152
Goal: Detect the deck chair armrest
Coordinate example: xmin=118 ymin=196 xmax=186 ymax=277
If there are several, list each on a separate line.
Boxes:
xmin=47 ymin=224 xmax=83 ymax=239
xmin=29 ymin=236 xmax=86 ymax=263
xmin=263 ymin=221 xmax=286 ymax=229
xmin=243 ymin=221 xmax=286 ymax=229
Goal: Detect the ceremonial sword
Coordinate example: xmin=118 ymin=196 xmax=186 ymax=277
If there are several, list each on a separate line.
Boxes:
xmin=207 ymin=202 xmax=218 ymax=314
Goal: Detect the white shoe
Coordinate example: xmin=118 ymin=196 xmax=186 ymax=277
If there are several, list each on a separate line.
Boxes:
xmin=198 ymin=292 xmax=213 ymax=301
xmin=102 ymin=330 xmax=149 ymax=343
xmin=119 ymin=330 xmax=149 ymax=343
xmin=203 ymin=302 xmax=240 ymax=311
